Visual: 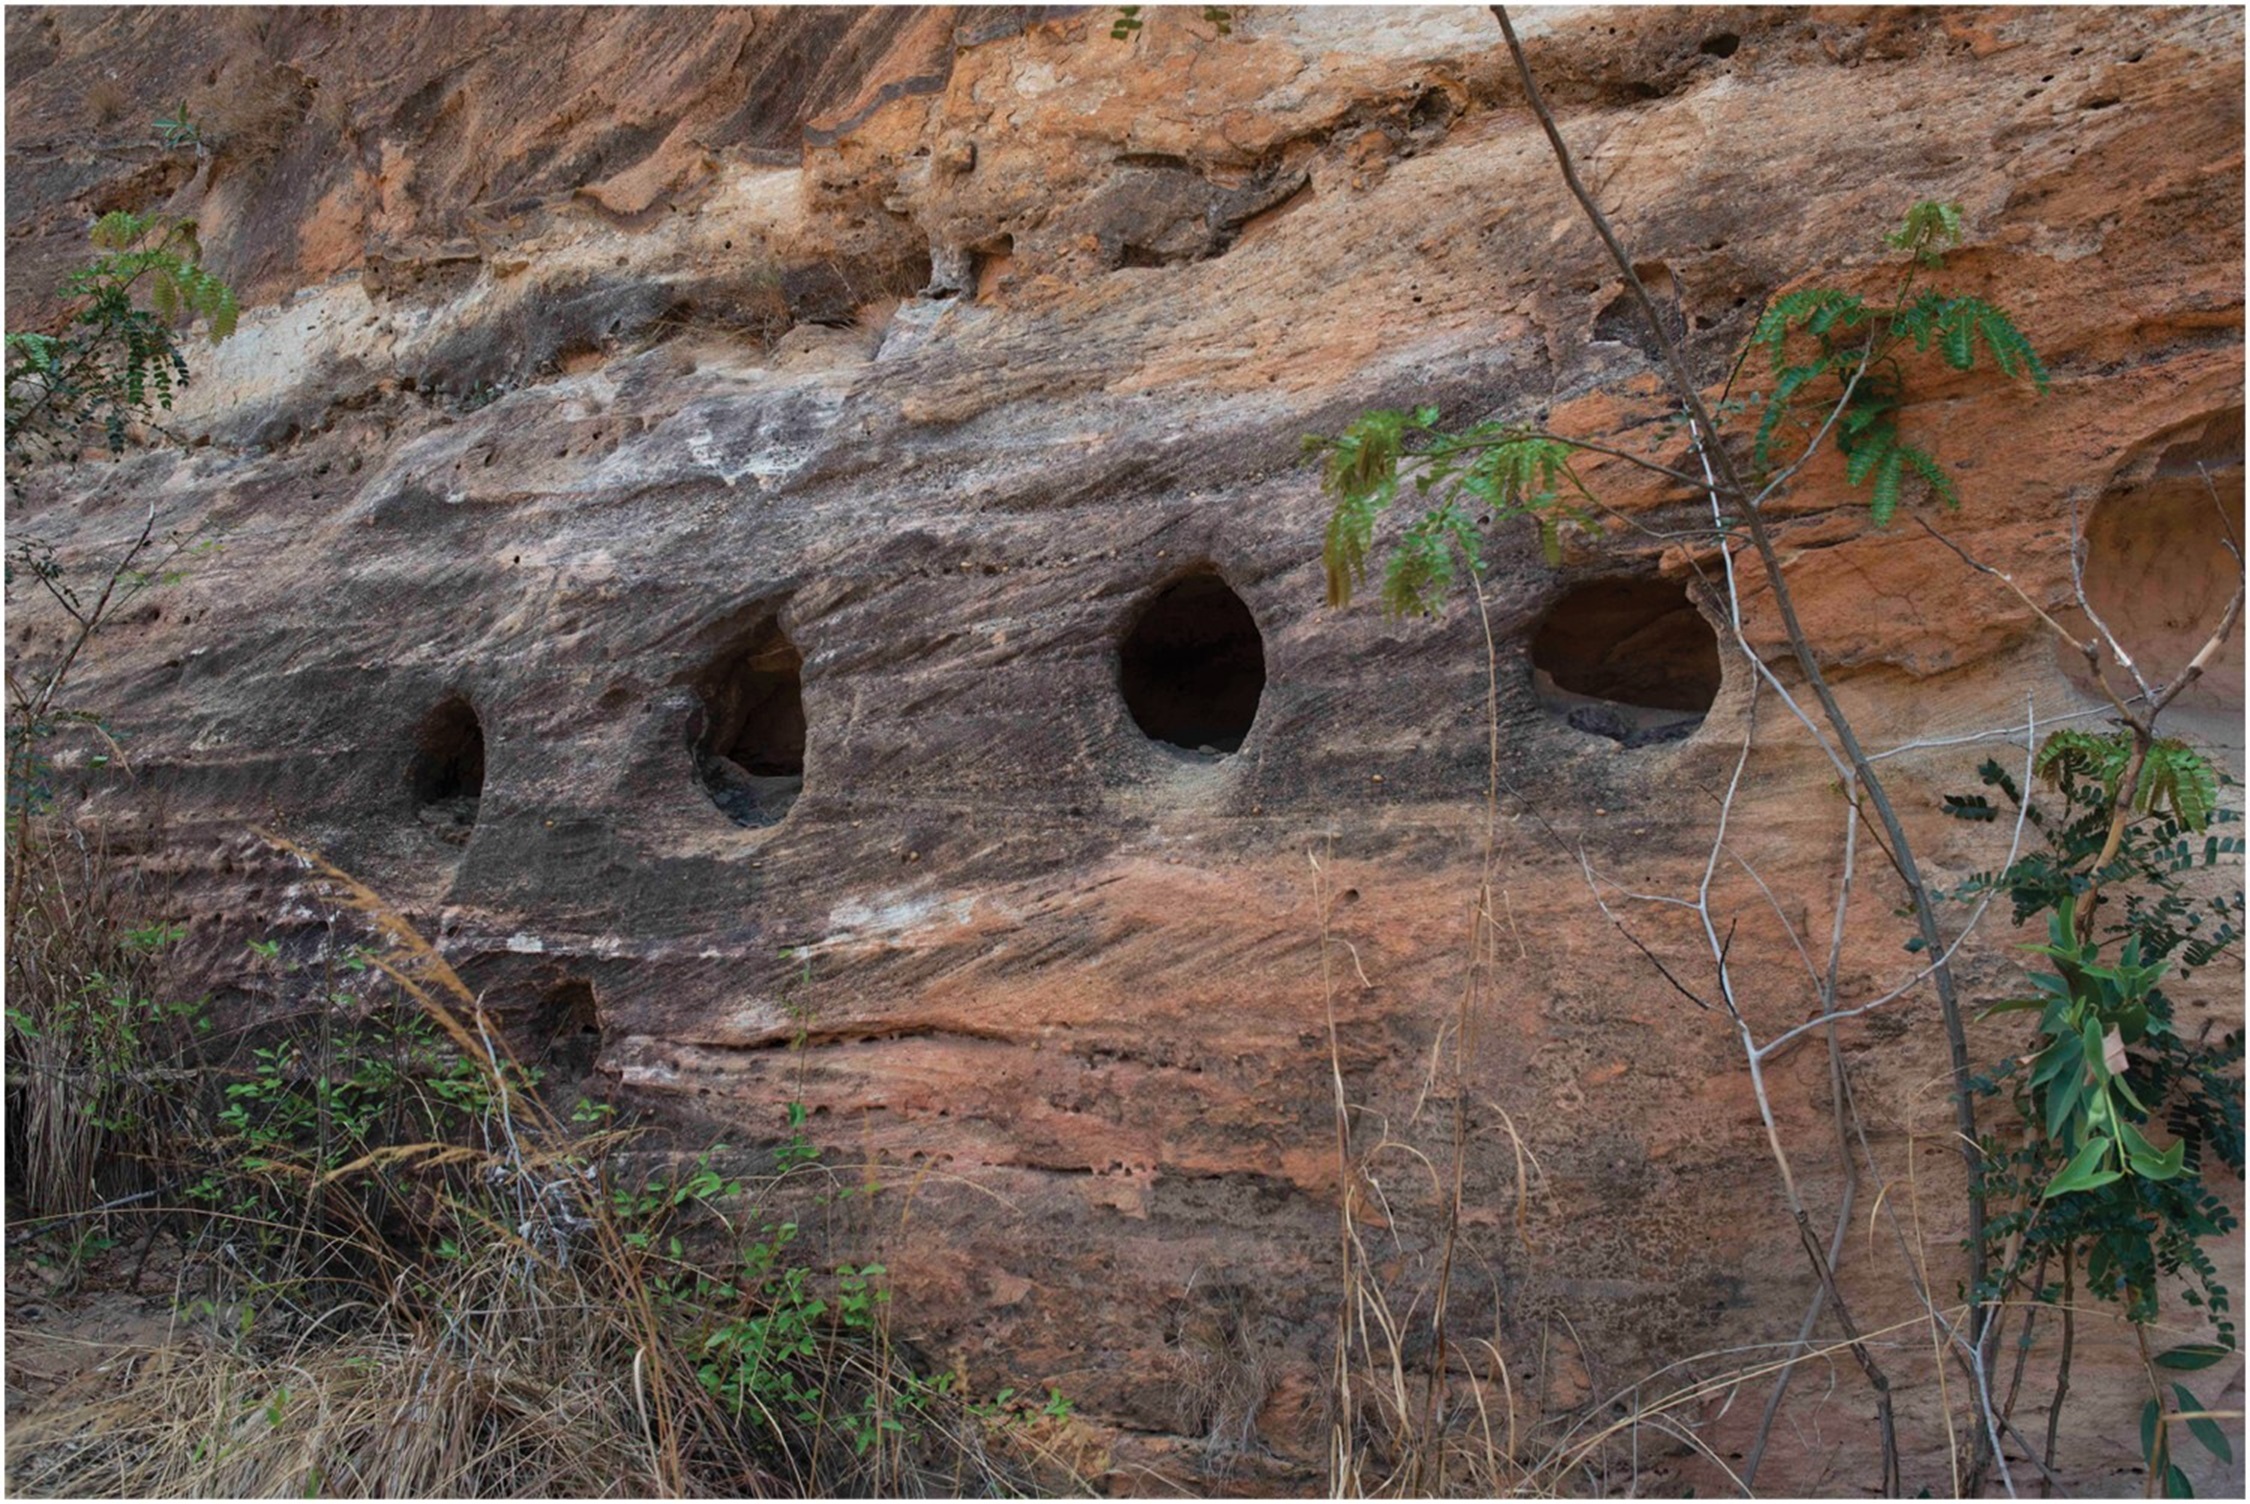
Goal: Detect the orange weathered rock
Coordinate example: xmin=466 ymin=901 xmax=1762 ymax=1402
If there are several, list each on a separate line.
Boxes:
xmin=5 ymin=5 xmax=2241 ymax=1493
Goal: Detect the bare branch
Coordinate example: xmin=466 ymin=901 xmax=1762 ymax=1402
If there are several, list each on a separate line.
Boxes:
xmin=1757 ymin=697 xmax=2040 ymax=1063
xmin=1578 ymin=849 xmax=1713 ymax=1011
xmin=2065 ymin=491 xmax=2157 ymax=708
xmin=1916 ymin=515 xmax=2142 ymax=728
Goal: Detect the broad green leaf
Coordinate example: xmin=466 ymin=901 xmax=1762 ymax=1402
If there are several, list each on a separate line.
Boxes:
xmin=2044 ymin=1063 xmax=2083 ymax=1140
xmin=2172 ymin=1386 xmax=2231 ymax=1463
xmin=2045 ymin=1136 xmax=2120 ymax=1196
xmin=2154 ymin=1344 xmax=2234 ymax=1372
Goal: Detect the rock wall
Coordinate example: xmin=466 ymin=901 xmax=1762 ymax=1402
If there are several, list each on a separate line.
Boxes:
xmin=7 ymin=6 xmax=2243 ymax=1492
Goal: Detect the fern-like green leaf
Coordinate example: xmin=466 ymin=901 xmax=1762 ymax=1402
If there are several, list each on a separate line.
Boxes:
xmin=1892 ymin=292 xmax=1941 ymax=353
xmin=1752 ymin=363 xmax=1824 ymax=470
xmin=1324 ymin=491 xmax=1378 ymax=609
xmin=202 ymin=276 xmax=238 ymax=341
xmin=1941 ymin=311 xmax=1975 ymax=370
xmin=2037 ymin=730 xmax=2133 ymax=798
xmin=1314 ymin=409 xmax=1416 ymax=607
xmin=1381 ymin=508 xmax=1464 ymax=618
xmin=1844 ymin=426 xmax=1891 ymax=487
xmin=2141 ymin=741 xmax=2219 ymax=833
xmin=1461 ymin=433 xmax=1576 ymax=517
xmin=1901 ymin=443 xmax=1960 ymax=509
xmin=89 ymin=210 xmax=147 ymax=252
xmin=6 ymin=332 xmax=58 ymax=372
xmin=1869 ymin=445 xmax=1905 ymax=525
xmin=1808 ymin=297 xmax=1867 ymax=339
xmin=1923 ymin=297 xmax=2049 ymax=391
xmin=1973 ymin=301 xmax=2048 ymax=391
xmin=1886 ymin=201 xmax=1965 ymax=265
xmin=1756 ymin=288 xmax=1862 ymax=370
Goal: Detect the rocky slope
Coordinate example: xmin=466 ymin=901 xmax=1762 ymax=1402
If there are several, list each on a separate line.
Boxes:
xmin=6 ymin=6 xmax=2243 ymax=1492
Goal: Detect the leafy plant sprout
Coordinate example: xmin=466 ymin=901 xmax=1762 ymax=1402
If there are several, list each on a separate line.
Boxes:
xmin=152 ymin=101 xmax=204 ymax=155
xmin=7 ymin=209 xmax=238 ymax=1232
xmin=5 ymin=210 xmax=236 ymax=481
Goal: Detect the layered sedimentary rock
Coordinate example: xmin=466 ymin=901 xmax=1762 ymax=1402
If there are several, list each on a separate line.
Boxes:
xmin=6 ymin=6 xmax=2243 ymax=1492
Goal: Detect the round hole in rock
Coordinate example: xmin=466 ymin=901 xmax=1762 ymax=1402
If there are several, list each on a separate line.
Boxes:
xmin=1119 ymin=569 xmax=1266 ymax=755
xmin=539 ymin=979 xmax=603 ymax=1080
xmin=1531 ymin=578 xmax=1719 ymax=748
xmin=409 ymin=694 xmax=484 ymax=844
xmin=692 ymin=619 xmax=805 ymax=828
xmin=2060 ymin=413 xmax=2245 ymax=748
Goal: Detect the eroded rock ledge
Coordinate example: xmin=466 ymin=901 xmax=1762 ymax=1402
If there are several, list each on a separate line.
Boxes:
xmin=7 ymin=6 xmax=2242 ymax=1492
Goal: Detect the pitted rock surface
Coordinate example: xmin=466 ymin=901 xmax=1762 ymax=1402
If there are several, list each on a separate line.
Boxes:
xmin=7 ymin=6 xmax=2243 ymax=1492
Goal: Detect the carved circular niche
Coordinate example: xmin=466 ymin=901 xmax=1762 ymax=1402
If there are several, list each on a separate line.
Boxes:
xmin=2060 ymin=414 xmax=2244 ymax=733
xmin=409 ymin=694 xmax=484 ymax=844
xmin=1118 ymin=569 xmax=1266 ymax=756
xmin=691 ymin=617 xmax=805 ymax=828
xmin=1531 ymin=577 xmax=1719 ymax=747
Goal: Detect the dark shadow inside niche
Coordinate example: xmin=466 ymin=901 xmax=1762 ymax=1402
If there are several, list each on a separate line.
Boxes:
xmin=409 ymin=694 xmax=485 ymax=844
xmin=692 ymin=617 xmax=805 ymax=828
xmin=538 ymin=978 xmax=604 ymax=1081
xmin=972 ymin=233 xmax=1015 ymax=302
xmin=2060 ymin=410 xmax=2245 ymax=738
xmin=1119 ymin=569 xmax=1266 ymax=756
xmin=1593 ymin=262 xmax=1685 ymax=359
xmin=1532 ymin=577 xmax=1719 ymax=748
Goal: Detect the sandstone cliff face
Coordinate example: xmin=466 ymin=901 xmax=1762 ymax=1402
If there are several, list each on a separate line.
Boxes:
xmin=6 ymin=6 xmax=2243 ymax=1492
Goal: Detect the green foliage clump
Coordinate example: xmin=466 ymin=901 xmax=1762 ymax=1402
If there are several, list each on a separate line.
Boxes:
xmin=1311 ymin=407 xmax=1587 ymax=616
xmin=1312 ymin=203 xmax=2049 ymax=613
xmin=1748 ymin=203 xmax=2045 ymax=524
xmin=1947 ymin=738 xmax=2242 ymax=1489
xmin=4 ymin=900 xmax=206 ymax=1225
xmin=5 ymin=211 xmax=236 ymax=482
xmin=1751 ymin=280 xmax=2046 ymax=523
xmin=1110 ymin=5 xmax=1234 ymax=41
xmin=2035 ymin=728 xmax=2221 ymax=834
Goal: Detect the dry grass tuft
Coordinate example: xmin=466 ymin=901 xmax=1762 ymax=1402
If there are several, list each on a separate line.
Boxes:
xmin=5 ymin=835 xmax=1096 ymax=1499
xmin=3 ymin=814 xmax=200 ymax=1222
xmin=309 ymin=78 xmax=351 ymax=138
xmin=84 ymin=77 xmax=128 ymax=128
xmin=8 ymin=1333 xmax=663 ymax=1497
xmin=194 ymin=56 xmax=309 ymax=166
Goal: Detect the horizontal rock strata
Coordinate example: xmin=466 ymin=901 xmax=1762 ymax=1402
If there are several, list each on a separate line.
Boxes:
xmin=6 ymin=5 xmax=2243 ymax=1492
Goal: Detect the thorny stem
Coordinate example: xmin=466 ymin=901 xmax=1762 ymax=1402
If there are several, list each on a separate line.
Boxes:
xmin=1492 ymin=0 xmax=1985 ymax=1469
xmin=1741 ymin=1031 xmax=1859 ymax=1491
xmin=1745 ymin=776 xmax=1868 ymax=1492
xmin=2133 ymin=1321 xmax=2167 ymax=1499
xmin=1610 ymin=665 xmax=1907 ymax=1490
xmin=2001 ymin=1250 xmax=2049 ymax=1428
xmin=9 ymin=502 xmax=161 ymax=736
xmin=2042 ymin=1248 xmax=2075 ymax=1497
